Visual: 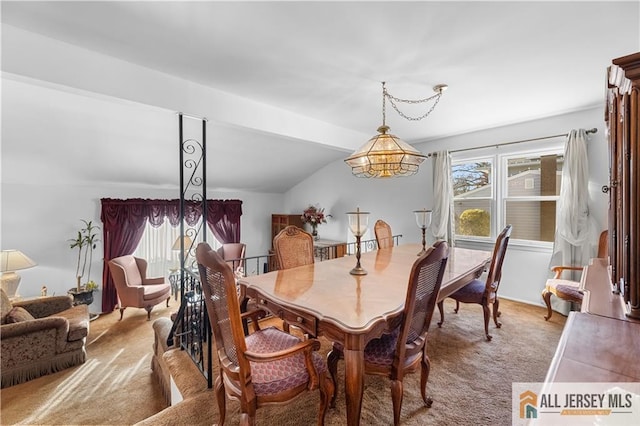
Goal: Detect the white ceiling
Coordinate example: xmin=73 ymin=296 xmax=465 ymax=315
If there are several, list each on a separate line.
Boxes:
xmin=2 ymin=1 xmax=639 ymax=192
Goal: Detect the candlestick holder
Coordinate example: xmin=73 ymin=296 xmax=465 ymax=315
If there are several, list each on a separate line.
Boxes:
xmin=414 ymin=208 xmax=432 ymax=256
xmin=347 ymin=207 xmax=370 ymax=275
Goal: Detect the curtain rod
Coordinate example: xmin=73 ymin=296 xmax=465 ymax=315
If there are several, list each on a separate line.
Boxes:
xmin=429 ymin=127 xmax=598 ymax=156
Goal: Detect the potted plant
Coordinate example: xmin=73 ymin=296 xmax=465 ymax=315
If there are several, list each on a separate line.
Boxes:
xmin=68 ymin=219 xmax=100 ymax=305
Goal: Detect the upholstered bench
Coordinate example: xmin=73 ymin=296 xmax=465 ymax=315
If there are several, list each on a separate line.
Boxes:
xmin=142 ymin=317 xmax=212 ymax=425
xmin=150 ymin=317 xmax=209 ymax=405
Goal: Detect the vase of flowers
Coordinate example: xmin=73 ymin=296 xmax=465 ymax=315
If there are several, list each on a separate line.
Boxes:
xmin=301 ymin=204 xmax=331 ymax=240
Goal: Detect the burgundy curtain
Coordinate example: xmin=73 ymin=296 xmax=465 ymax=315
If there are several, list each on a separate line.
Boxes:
xmin=207 ymin=199 xmax=243 ymax=243
xmin=100 ymin=198 xmax=242 ymax=313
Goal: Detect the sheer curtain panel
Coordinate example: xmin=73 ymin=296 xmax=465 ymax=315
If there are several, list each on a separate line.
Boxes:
xmin=431 ymin=151 xmax=455 ymax=244
xmin=547 ymin=129 xmax=597 ymax=315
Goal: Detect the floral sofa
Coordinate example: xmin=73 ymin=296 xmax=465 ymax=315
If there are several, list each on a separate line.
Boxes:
xmin=0 ymin=289 xmax=90 ymax=388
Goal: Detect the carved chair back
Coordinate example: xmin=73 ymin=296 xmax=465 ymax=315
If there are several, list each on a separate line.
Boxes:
xmin=273 ymin=225 xmax=314 ymax=270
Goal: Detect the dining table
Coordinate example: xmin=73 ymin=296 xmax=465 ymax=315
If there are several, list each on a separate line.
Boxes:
xmin=237 ymin=243 xmax=491 ymax=426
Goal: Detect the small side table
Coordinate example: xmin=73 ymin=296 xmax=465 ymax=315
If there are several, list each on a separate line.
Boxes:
xmin=169 ymin=269 xmax=181 ymax=301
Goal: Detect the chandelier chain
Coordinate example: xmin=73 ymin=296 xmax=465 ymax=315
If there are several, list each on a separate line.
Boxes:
xmin=386 ymin=92 xmax=442 ymax=121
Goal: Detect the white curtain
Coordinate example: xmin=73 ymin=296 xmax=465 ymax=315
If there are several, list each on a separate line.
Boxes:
xmin=430 ymin=150 xmax=455 ymax=245
xmin=133 ymin=221 xmax=220 ymax=278
xmin=548 ymin=129 xmax=598 ymax=314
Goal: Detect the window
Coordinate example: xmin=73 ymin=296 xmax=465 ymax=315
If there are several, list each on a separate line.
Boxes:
xmin=452 ymin=159 xmax=493 ymax=237
xmin=452 ymin=148 xmax=563 ymax=245
xmin=133 ymin=220 xmax=220 ymax=278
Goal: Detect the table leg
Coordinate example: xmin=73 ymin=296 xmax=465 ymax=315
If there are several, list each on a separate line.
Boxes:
xmin=343 ymin=348 xmax=365 ymax=426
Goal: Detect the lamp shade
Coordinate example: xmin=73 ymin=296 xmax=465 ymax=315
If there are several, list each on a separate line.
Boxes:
xmin=1 ymin=250 xmax=37 ymax=298
xmin=346 ymin=208 xmax=370 ymax=237
xmin=414 ymin=209 xmax=433 ymax=229
xmin=1 ymin=250 xmax=37 ymax=272
xmin=172 ymin=236 xmax=193 ymax=251
xmin=344 ymin=125 xmax=427 ymax=178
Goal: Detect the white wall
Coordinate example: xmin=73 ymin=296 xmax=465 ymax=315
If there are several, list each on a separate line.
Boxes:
xmin=284 ymin=106 xmax=609 ymax=307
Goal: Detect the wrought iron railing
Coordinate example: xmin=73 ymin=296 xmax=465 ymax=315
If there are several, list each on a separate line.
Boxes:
xmin=345 ymin=234 xmax=402 ymax=254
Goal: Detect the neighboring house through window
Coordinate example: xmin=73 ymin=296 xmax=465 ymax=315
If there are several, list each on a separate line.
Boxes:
xmin=452 ymin=146 xmax=564 ymax=247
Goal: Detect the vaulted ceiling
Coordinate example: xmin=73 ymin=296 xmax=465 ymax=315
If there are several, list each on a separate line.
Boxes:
xmin=2 ymin=1 xmax=639 ymax=192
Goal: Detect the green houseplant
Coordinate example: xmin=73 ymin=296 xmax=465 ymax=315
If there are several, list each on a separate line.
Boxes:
xmin=68 ymin=220 xmax=100 ymax=305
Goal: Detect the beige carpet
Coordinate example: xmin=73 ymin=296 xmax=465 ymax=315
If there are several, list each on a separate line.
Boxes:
xmin=1 ymin=298 xmax=566 ymax=425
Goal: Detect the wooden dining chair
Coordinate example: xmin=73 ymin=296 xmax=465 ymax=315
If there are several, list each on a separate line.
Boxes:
xmin=195 ymin=242 xmax=334 ymax=426
xmin=327 ymin=240 xmax=449 ymax=426
xmin=541 ymin=230 xmax=608 ymax=321
xmin=438 ymin=225 xmax=512 ymax=341
xmin=273 ymin=225 xmax=315 ymax=333
xmin=374 ymin=219 xmax=394 ymax=249
xmin=273 ymin=225 xmax=315 ymax=270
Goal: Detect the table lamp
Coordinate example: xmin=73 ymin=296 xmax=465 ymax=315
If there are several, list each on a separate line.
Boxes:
xmin=414 ymin=209 xmax=432 ymax=256
xmin=1 ymin=250 xmax=37 ymax=298
xmin=172 ymin=235 xmax=193 ymax=269
xmin=347 ymin=207 xmax=370 ymax=275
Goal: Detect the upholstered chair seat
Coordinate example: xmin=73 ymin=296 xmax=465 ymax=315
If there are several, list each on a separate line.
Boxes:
xmin=449 ymin=279 xmax=491 ymax=304
xmin=545 ymin=279 xmax=582 ymax=301
xmin=245 ymin=326 xmax=328 ymax=396
xmin=333 ymin=326 xmax=406 ymax=369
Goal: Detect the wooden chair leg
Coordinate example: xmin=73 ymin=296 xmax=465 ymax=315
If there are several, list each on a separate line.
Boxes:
xmin=437 ymin=301 xmax=445 ymax=327
xmin=542 ymin=288 xmax=553 ymax=321
xmin=165 ymin=297 xmax=170 ymax=307
xmin=420 ymin=352 xmax=433 ymax=408
xmin=145 ymin=306 xmax=153 ymax=320
xmin=119 ymin=307 xmax=125 ymax=321
xmin=483 ymin=303 xmax=492 ymax=341
xmin=327 ymin=348 xmax=341 ymax=408
xmin=493 ymin=298 xmax=502 ymax=328
xmin=454 ymin=300 xmax=461 ymax=314
xmin=214 ymin=375 xmax=226 ymax=426
xmin=319 ymin=373 xmax=334 ymax=425
xmin=390 ymin=379 xmax=403 ymax=426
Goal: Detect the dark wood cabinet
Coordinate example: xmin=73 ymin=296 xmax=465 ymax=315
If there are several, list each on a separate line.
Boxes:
xmin=271 ymin=214 xmax=304 ymax=244
xmin=606 ymin=51 xmax=640 ymax=320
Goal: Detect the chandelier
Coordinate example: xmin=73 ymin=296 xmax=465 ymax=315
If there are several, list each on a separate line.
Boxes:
xmin=345 ymin=82 xmax=447 ymax=178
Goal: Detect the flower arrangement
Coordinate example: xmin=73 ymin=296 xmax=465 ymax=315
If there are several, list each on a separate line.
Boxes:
xmin=301 ymin=205 xmax=331 ymax=226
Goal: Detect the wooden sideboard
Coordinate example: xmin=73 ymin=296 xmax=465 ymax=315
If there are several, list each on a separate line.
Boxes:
xmin=544 ymin=259 xmax=640 ymax=383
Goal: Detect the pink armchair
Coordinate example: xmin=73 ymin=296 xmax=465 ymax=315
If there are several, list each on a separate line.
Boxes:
xmin=108 ymin=255 xmax=170 ymax=321
xmin=216 ymin=242 xmax=246 ymax=274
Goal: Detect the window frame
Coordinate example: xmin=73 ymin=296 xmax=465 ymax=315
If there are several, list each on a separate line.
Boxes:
xmin=452 ymin=143 xmax=565 ymax=250
xmin=451 ymin=156 xmax=495 ymax=243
